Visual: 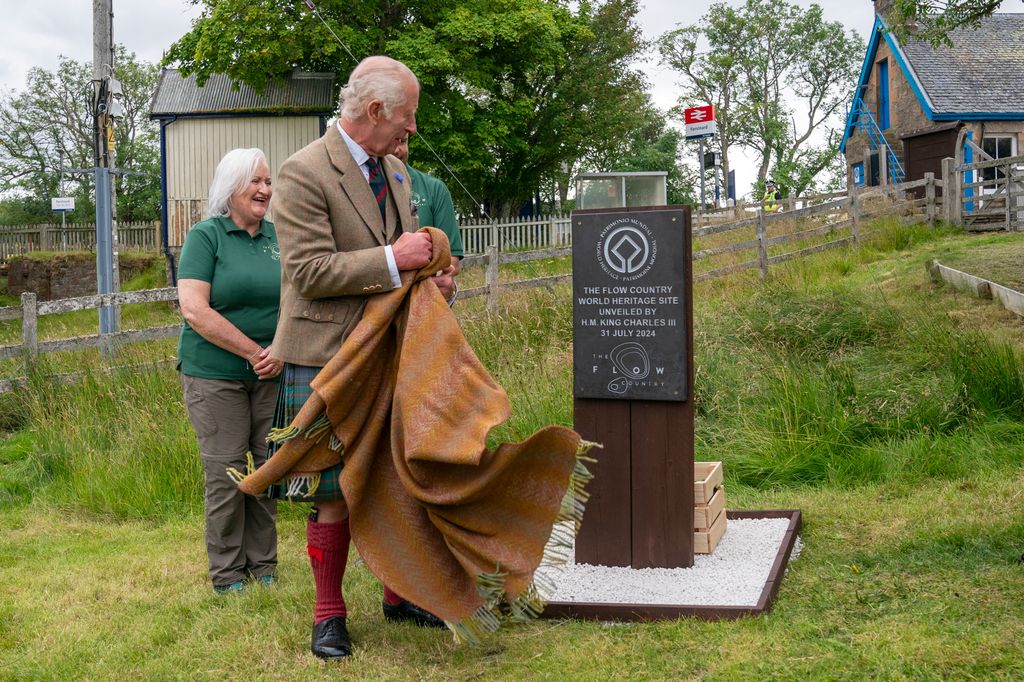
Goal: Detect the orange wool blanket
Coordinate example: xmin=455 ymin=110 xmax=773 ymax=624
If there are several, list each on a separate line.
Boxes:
xmin=237 ymin=227 xmax=591 ymax=640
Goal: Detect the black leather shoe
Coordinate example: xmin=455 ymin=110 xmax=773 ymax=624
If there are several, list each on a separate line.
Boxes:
xmin=311 ymin=616 xmax=352 ymax=660
xmin=382 ymin=600 xmax=446 ymax=628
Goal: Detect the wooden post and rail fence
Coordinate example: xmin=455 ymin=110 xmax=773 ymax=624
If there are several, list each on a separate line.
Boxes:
xmin=0 ymin=180 xmax=945 ymax=392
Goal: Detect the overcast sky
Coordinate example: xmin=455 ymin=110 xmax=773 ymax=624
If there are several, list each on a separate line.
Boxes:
xmin=3 ymin=1 xmax=879 ymax=197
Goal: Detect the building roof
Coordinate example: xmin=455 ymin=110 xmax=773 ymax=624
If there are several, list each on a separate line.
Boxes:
xmin=150 ymin=69 xmax=336 ymax=118
xmin=840 ymin=14 xmax=1024 ymax=153
xmin=902 ymin=14 xmax=1024 ymax=116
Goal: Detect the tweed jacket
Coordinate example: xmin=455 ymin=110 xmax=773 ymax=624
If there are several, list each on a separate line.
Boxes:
xmin=272 ymin=125 xmax=417 ymax=366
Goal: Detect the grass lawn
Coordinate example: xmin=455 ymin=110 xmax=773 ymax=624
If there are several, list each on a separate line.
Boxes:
xmin=1 ymin=220 xmax=1023 ymax=680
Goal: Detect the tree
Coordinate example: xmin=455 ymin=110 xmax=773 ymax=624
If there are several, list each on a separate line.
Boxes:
xmin=658 ymin=4 xmax=745 ymax=205
xmin=659 ymin=0 xmax=863 ymax=199
xmin=587 ymin=101 xmax=695 ymax=206
xmin=164 ymin=0 xmax=649 ymax=218
xmin=889 ymin=0 xmax=1021 ymax=45
xmin=0 ymin=48 xmax=160 ymax=224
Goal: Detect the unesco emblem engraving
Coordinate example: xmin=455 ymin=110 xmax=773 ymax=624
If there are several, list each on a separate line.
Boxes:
xmin=596 ymin=218 xmax=657 ymax=281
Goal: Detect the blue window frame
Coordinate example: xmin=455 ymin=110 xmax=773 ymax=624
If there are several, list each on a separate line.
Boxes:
xmin=878 ymin=59 xmax=890 ymax=130
xmin=852 ymin=162 xmax=865 ymax=186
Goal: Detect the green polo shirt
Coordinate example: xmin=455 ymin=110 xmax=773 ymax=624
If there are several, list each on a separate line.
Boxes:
xmin=177 ymin=216 xmax=281 ymax=380
xmin=407 ymin=165 xmax=464 ymax=257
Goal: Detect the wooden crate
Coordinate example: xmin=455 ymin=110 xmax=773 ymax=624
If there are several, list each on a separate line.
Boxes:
xmin=694 ymin=486 xmax=726 ymax=531
xmin=694 ymin=508 xmax=727 ymax=554
xmin=694 ymin=461 xmax=723 ymax=504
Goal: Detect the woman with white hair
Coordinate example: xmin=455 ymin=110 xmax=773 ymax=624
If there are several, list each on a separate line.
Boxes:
xmin=177 ymin=147 xmax=284 ymax=594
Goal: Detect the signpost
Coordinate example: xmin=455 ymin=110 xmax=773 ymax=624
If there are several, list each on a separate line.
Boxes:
xmin=51 ymin=197 xmax=75 ymax=251
xmin=572 ymin=206 xmax=694 ymax=569
xmin=685 ymin=105 xmax=717 ymax=212
xmin=51 ymin=197 xmax=75 ymax=212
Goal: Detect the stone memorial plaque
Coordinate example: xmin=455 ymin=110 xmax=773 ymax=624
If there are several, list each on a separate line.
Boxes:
xmin=573 ymin=208 xmax=688 ymax=401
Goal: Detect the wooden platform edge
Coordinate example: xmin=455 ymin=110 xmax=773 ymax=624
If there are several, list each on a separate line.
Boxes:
xmin=540 ymin=509 xmax=802 ymax=622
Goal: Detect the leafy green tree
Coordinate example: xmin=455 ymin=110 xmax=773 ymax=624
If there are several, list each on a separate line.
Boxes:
xmin=659 ymin=0 xmax=863 ymax=199
xmin=658 ymin=3 xmax=745 ymax=203
xmin=0 ymin=48 xmax=160 ymax=225
xmin=587 ymin=102 xmax=695 ymax=206
xmin=165 ymin=0 xmax=648 ymax=218
xmin=889 ymin=0 xmax=1020 ymax=45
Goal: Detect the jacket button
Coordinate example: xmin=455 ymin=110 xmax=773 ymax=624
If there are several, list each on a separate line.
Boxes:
xmin=328 ymin=314 xmax=334 ymax=321
xmin=315 ymin=314 xmax=321 ymax=320
xmin=303 ymin=310 xmax=309 ymax=317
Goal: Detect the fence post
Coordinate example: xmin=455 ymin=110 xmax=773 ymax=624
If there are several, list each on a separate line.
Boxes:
xmin=942 ymin=157 xmax=960 ymax=225
xmin=489 ymin=220 xmax=499 ymax=253
xmin=879 ymin=152 xmax=889 ymax=189
xmin=40 ymin=225 xmax=51 ymax=251
xmin=21 ymin=292 xmax=38 ymax=374
xmin=485 ymin=245 xmax=500 ymax=314
xmin=924 ymin=172 xmax=936 ymax=226
xmin=850 ymin=194 xmax=861 ymax=243
xmin=756 ymin=210 xmax=768 ymax=279
xmin=548 ymin=214 xmax=557 ymax=247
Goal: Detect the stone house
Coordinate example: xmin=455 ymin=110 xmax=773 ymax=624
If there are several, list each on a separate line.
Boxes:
xmin=839 ymin=2 xmax=1024 ymax=190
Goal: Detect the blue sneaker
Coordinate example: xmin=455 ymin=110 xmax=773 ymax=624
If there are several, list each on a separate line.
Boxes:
xmin=255 ymin=575 xmax=277 ymax=588
xmin=213 ymin=581 xmax=245 ymax=595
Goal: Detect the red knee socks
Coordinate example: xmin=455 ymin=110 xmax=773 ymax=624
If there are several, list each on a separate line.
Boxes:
xmin=307 ymin=517 xmax=350 ymax=623
xmin=382 ymin=585 xmax=404 ymax=606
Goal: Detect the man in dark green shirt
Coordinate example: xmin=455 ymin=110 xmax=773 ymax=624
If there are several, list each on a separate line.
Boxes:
xmin=393 ymin=139 xmax=463 ymax=274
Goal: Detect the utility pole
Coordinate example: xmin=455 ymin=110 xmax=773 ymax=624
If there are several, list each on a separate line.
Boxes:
xmin=93 ymin=0 xmax=121 ymax=333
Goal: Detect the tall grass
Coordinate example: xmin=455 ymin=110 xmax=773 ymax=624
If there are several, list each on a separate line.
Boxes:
xmin=3 ymin=216 xmax=1023 ymax=519
xmin=13 ymin=357 xmax=201 ymax=518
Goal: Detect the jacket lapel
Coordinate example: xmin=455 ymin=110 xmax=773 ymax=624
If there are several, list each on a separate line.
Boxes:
xmin=325 ymin=126 xmax=386 ymax=245
xmin=383 ymin=155 xmax=414 ymax=242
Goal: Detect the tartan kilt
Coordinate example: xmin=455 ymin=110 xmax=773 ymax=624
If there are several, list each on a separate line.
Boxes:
xmin=264 ymin=363 xmax=345 ymax=502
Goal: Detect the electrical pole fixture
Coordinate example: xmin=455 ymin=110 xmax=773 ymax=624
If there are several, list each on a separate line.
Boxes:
xmin=92 ymin=0 xmax=122 ymax=335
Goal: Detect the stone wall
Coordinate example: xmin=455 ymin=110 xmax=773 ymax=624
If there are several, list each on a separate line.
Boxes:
xmin=7 ymin=253 xmax=162 ymax=301
xmin=845 ymin=37 xmax=933 ymax=186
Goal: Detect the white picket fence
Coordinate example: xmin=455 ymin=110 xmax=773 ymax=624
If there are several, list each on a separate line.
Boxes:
xmin=459 ymin=214 xmax=571 ymax=254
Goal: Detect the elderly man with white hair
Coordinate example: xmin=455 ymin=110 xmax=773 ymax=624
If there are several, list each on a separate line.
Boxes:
xmin=265 ymin=55 xmax=455 ymax=660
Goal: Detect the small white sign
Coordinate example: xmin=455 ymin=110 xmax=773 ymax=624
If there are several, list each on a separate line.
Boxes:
xmin=51 ymin=197 xmax=75 ymax=211
xmin=684 ymin=120 xmax=718 ymax=140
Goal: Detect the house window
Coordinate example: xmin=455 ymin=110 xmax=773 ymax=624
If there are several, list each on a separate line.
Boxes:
xmin=852 ymin=162 xmax=865 ymax=186
xmin=877 ymin=59 xmax=890 ymax=130
xmin=981 ymin=135 xmax=1016 ymax=190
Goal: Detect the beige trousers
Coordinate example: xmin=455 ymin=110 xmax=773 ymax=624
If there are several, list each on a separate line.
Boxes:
xmin=181 ymin=374 xmax=278 ymax=587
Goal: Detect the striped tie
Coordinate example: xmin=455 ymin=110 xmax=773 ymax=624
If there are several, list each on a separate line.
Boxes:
xmin=366 ymin=157 xmax=388 ymax=223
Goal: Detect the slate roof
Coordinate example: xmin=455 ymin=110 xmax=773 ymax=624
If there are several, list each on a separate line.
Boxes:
xmin=901 ymin=14 xmax=1024 ymax=115
xmin=150 ymin=70 xmax=336 ymax=117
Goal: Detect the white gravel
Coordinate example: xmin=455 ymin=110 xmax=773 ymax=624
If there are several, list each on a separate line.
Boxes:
xmin=536 ymin=518 xmax=801 ymax=606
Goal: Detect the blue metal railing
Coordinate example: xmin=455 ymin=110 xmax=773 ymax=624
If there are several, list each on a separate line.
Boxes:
xmin=850 ymin=96 xmax=905 ymax=185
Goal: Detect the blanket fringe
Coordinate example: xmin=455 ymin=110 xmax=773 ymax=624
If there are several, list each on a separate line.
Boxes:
xmin=225 ymin=451 xmax=257 ymax=487
xmin=449 ymin=438 xmax=598 ymax=645
xmin=267 ymin=413 xmax=343 ymax=453
xmin=283 ymin=472 xmax=322 ymax=498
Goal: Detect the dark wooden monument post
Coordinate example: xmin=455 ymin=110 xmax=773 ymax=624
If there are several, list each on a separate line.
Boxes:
xmin=572 ymin=206 xmax=694 ymax=568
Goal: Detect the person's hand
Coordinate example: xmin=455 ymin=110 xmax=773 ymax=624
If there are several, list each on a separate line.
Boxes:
xmin=252 ymin=345 xmax=283 ymax=380
xmin=392 ymin=231 xmax=433 ymax=271
xmin=432 ymin=264 xmax=457 ymax=300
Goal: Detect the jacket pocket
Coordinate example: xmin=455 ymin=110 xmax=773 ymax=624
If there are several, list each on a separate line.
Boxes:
xmin=290 ymin=297 xmax=361 ymax=326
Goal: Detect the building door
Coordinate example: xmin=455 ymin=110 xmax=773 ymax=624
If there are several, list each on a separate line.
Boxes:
xmin=903 ymin=124 xmax=959 ymax=197
xmin=878 ymin=59 xmax=890 ymax=130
